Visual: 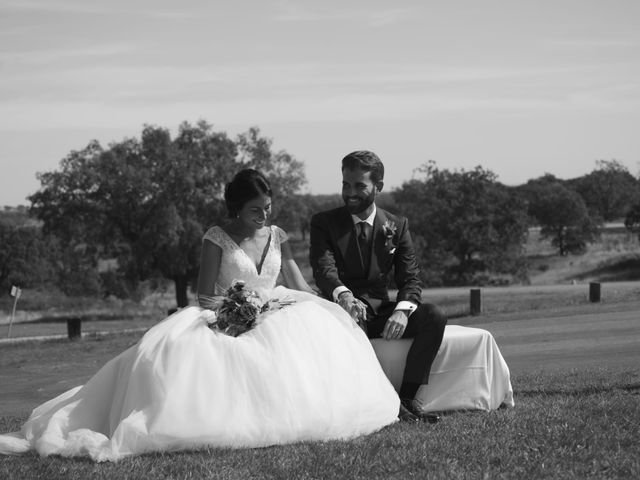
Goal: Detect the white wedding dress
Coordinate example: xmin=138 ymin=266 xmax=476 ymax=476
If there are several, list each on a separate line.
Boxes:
xmin=0 ymin=226 xmax=399 ymax=462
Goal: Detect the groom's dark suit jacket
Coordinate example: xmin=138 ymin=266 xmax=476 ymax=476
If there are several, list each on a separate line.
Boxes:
xmin=309 ymin=206 xmax=422 ymax=313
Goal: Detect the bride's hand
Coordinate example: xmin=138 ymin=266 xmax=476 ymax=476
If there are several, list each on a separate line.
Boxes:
xmin=267 ymin=296 xmax=296 ymax=310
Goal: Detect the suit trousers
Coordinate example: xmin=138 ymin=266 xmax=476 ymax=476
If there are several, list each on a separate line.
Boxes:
xmin=366 ymin=303 xmax=447 ymax=385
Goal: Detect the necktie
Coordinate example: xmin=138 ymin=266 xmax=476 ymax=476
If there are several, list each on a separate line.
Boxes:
xmin=357 ymin=222 xmax=372 ymax=268
xmin=357 ymin=221 xmax=371 ymax=244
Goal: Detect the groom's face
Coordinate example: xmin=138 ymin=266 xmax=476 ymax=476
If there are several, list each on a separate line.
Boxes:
xmin=341 ymin=168 xmax=382 ymax=216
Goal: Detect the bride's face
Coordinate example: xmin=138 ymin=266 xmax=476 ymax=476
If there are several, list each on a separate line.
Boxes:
xmin=238 ymin=193 xmax=272 ymax=230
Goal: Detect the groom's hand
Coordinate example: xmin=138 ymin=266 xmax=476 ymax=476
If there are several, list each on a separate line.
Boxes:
xmin=382 ymin=310 xmax=409 ymax=340
xmin=337 ymin=291 xmax=367 ymax=323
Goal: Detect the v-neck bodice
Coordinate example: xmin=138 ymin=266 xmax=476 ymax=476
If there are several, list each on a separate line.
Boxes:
xmin=203 ymin=225 xmax=287 ymax=298
xmin=220 ymin=227 xmax=272 ymax=275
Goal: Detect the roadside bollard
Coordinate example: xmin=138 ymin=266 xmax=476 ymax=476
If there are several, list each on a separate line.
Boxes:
xmin=67 ymin=317 xmax=82 ymax=340
xmin=470 ymin=288 xmax=482 ymax=316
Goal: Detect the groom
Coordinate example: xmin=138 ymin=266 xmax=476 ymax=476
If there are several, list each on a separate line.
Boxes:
xmin=309 ymin=150 xmax=447 ymax=422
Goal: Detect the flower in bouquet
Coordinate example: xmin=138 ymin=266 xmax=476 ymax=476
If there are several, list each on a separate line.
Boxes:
xmin=206 ymin=280 xmax=269 ymax=337
xmin=205 ymin=281 xmax=295 ymax=337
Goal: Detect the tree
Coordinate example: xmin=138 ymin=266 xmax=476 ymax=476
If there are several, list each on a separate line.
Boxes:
xmin=272 ymin=194 xmax=311 ymax=238
xmin=29 ymin=122 xmax=306 ymax=307
xmin=236 ymin=126 xmax=307 ymax=227
xmin=54 ymin=240 xmax=103 ymax=297
xmin=0 ymin=206 xmax=34 ymax=227
xmin=525 ymin=180 xmax=600 ymax=255
xmin=30 ymin=121 xmax=238 ymax=306
xmin=623 ymin=204 xmax=640 ymax=238
xmin=568 ymin=159 xmax=639 ymax=222
xmin=393 ymin=162 xmax=530 ymax=286
xmin=0 ymin=223 xmax=53 ymax=292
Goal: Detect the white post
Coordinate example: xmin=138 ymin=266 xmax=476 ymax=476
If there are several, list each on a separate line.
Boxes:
xmin=7 ymin=285 xmax=21 ymax=338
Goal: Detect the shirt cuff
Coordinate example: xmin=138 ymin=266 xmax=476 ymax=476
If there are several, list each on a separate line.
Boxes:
xmin=394 ymin=301 xmax=418 ymax=315
xmin=332 ymin=286 xmax=351 ymax=302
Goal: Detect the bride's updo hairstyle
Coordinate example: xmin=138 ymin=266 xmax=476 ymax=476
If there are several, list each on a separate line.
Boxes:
xmin=224 ymin=169 xmax=272 ymax=218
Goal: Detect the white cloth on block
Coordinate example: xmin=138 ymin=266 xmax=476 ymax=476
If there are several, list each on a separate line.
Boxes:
xmin=371 ymin=325 xmax=514 ymax=413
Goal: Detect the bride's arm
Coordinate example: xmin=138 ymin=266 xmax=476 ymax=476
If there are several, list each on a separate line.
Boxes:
xmin=197 ymin=239 xmax=223 ymax=309
xmin=280 ymin=240 xmax=317 ymax=294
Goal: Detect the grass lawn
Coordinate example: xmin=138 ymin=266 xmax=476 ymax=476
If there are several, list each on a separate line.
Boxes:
xmin=1 ymin=229 xmax=639 ymax=478
xmin=1 ymin=299 xmax=639 ymax=479
xmin=1 ymin=366 xmax=638 ymax=479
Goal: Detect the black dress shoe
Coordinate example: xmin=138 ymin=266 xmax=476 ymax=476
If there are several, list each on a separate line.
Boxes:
xmin=422 ymin=413 xmax=441 ymax=424
xmin=398 ymin=402 xmax=420 ymax=422
xmin=400 ymin=398 xmax=441 ymax=424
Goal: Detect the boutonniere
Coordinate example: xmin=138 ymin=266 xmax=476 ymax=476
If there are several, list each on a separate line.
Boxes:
xmin=382 ymin=220 xmax=397 ymax=254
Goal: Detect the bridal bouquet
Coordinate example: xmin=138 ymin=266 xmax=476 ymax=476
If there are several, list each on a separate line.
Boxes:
xmin=205 ymin=281 xmax=294 ymax=337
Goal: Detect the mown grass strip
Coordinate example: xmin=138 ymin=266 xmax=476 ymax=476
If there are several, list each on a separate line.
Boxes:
xmin=1 ymin=368 xmax=638 ymax=479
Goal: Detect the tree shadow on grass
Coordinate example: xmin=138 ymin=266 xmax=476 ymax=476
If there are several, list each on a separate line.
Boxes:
xmin=31 ymin=313 xmax=146 ymax=324
xmin=573 ymin=255 xmax=640 ymax=282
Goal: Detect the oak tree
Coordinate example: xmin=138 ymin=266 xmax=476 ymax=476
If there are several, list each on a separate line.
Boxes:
xmin=393 ymin=162 xmax=529 ymax=286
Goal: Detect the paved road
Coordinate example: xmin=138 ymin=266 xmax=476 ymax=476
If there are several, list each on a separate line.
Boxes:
xmin=469 ymin=309 xmax=640 ymax=374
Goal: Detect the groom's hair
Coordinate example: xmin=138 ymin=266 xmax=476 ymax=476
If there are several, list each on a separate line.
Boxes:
xmin=225 ymin=169 xmax=272 ymax=218
xmin=341 ymin=150 xmax=385 ymax=183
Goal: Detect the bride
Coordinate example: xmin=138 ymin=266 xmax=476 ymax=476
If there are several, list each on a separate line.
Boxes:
xmin=0 ymin=169 xmax=400 ymax=462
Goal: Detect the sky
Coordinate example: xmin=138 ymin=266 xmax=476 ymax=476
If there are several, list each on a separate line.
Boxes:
xmin=1 ymin=0 xmax=639 ymax=206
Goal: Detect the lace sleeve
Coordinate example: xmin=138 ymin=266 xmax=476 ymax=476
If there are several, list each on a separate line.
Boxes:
xmin=202 ymin=226 xmax=224 ymax=247
xmin=272 ymin=225 xmax=289 ymax=245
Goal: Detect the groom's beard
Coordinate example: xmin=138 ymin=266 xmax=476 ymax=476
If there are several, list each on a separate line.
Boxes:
xmin=343 ymin=190 xmax=376 ymax=215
